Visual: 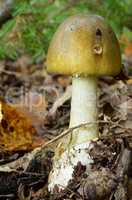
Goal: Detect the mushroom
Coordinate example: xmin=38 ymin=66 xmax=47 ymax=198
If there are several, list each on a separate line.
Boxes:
xmin=46 ymin=15 xmax=121 ymax=192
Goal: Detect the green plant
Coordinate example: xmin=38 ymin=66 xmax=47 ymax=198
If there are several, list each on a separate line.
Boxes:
xmin=0 ymin=0 xmax=131 ymax=61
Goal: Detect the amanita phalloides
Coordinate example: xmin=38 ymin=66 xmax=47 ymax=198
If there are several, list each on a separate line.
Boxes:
xmin=47 ymin=15 xmax=121 ymax=191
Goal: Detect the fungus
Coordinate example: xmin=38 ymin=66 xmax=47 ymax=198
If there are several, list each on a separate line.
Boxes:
xmin=47 ymin=15 xmax=121 ymax=191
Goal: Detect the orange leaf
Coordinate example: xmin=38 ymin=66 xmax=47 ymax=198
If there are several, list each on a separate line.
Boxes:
xmin=0 ymin=100 xmax=47 ymax=152
xmin=124 ymin=44 xmax=132 ymax=56
xmin=120 ymin=33 xmax=132 ymax=56
xmin=127 ymin=79 xmax=132 ymax=85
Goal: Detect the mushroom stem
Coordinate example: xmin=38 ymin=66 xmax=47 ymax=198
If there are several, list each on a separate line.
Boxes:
xmin=48 ymin=76 xmax=99 ymax=192
xmin=69 ymin=76 xmax=98 ymax=145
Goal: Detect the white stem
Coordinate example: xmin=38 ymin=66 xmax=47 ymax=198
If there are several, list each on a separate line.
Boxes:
xmin=69 ymin=76 xmax=98 ymax=144
xmin=48 ymin=76 xmax=98 ymax=192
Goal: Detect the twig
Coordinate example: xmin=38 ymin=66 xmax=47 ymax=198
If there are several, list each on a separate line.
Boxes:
xmin=0 ymin=120 xmax=131 ymax=173
xmin=0 ymin=68 xmax=23 ymax=77
xmin=0 ymin=194 xmax=14 ymax=198
xmin=40 ymin=120 xmax=132 ymax=149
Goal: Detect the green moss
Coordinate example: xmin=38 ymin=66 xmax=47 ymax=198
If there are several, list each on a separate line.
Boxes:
xmin=0 ymin=0 xmax=132 ymax=61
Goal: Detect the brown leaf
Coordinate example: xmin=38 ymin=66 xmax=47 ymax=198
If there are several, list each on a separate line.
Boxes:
xmin=57 ymin=76 xmax=71 ymax=88
xmin=49 ymin=86 xmax=71 ymax=117
xmin=120 ymin=34 xmax=132 ymax=56
xmin=0 ymin=100 xmax=47 ymax=152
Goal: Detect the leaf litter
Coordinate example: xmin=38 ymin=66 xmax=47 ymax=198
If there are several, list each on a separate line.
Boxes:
xmin=0 ymin=55 xmax=131 ymax=199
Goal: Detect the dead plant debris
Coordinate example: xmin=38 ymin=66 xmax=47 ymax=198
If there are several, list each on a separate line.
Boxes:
xmin=0 ymin=55 xmax=131 ymax=199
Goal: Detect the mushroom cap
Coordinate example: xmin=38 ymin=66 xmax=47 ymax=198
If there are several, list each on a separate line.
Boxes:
xmin=47 ymin=15 xmax=121 ymax=76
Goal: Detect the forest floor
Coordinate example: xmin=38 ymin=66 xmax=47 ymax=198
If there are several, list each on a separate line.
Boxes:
xmin=0 ymin=53 xmax=131 ymax=199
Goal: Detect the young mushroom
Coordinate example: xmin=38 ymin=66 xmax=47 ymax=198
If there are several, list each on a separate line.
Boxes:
xmin=47 ymin=15 xmax=121 ymax=192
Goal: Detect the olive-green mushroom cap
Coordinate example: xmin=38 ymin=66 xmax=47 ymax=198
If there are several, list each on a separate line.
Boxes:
xmin=47 ymin=15 xmax=121 ymax=76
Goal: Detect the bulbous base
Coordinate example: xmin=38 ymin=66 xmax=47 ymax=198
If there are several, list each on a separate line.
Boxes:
xmin=48 ymin=142 xmax=93 ymax=192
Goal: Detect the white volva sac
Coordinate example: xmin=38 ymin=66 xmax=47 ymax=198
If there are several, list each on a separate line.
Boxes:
xmin=48 ymin=76 xmax=98 ymax=191
xmin=48 ymin=142 xmax=94 ymax=191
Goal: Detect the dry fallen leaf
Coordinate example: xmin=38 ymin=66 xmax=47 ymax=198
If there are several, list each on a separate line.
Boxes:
xmin=0 ymin=102 xmax=2 ymax=123
xmin=49 ymin=85 xmax=71 ymax=116
xmin=120 ymin=33 xmax=132 ymax=56
xmin=0 ymin=100 xmax=47 ymax=152
xmin=57 ymin=76 xmax=71 ymax=88
xmin=127 ymin=78 xmax=132 ymax=85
